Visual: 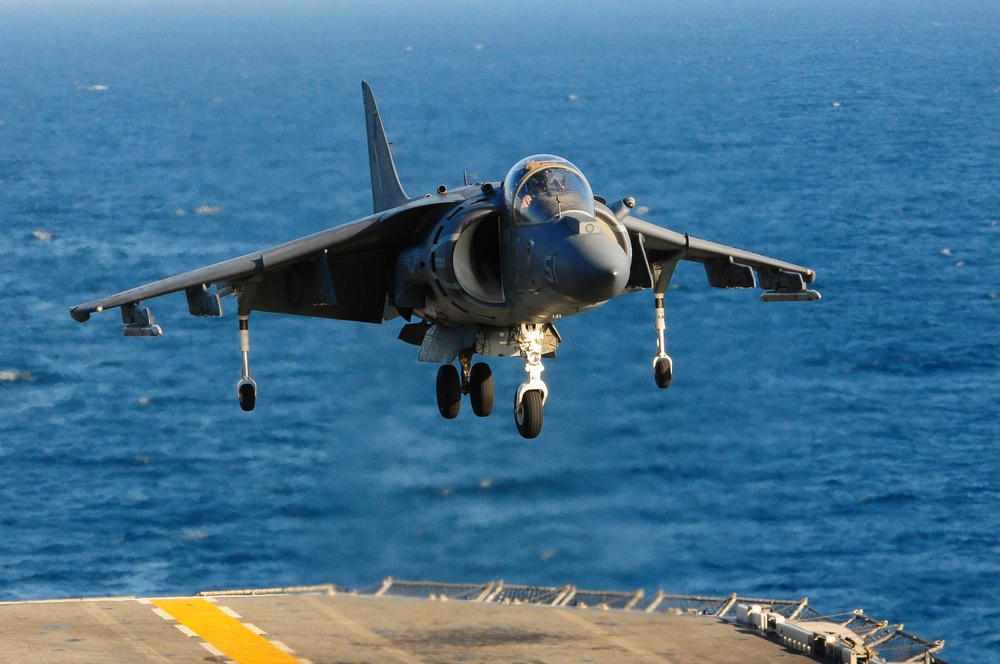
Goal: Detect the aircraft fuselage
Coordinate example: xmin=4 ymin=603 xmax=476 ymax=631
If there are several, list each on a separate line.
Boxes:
xmin=396 ymin=155 xmax=632 ymax=333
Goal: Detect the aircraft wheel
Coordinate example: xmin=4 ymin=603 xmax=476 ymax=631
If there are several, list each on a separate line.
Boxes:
xmin=514 ymin=390 xmax=543 ymax=439
xmin=469 ymin=363 xmax=494 ymax=417
xmin=436 ymin=364 xmax=462 ymax=419
xmin=653 ymin=356 xmax=673 ymax=389
xmin=238 ymin=381 xmax=256 ymax=412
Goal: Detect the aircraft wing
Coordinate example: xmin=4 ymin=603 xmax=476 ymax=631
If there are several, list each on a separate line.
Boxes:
xmin=70 ymin=200 xmax=449 ymax=329
xmin=623 ymin=215 xmax=819 ymax=300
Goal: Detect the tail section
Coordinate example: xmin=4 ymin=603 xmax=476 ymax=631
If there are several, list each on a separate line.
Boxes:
xmin=362 ymin=81 xmax=410 ymax=213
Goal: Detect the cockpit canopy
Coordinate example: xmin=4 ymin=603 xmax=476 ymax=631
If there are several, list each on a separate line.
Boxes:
xmin=503 ymin=155 xmax=595 ymax=225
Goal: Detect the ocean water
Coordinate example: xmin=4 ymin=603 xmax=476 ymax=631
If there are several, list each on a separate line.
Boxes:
xmin=1 ymin=1 xmax=997 ymax=661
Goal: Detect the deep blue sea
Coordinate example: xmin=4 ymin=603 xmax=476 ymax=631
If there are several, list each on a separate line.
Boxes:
xmin=1 ymin=1 xmax=997 ymax=661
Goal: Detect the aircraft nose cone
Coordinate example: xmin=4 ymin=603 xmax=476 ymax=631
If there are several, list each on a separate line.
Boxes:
xmin=553 ymin=232 xmax=630 ymax=304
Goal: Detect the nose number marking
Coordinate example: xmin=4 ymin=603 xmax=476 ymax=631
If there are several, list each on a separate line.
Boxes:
xmin=544 ymin=255 xmax=557 ymax=284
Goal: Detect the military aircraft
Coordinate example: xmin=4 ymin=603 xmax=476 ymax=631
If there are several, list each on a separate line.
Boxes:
xmin=70 ymin=81 xmax=820 ymax=439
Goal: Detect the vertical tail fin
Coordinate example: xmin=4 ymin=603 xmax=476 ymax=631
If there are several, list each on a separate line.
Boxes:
xmin=362 ymin=81 xmax=410 ymax=213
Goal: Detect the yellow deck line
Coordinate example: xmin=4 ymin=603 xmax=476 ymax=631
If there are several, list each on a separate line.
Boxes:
xmin=152 ymin=598 xmax=300 ymax=664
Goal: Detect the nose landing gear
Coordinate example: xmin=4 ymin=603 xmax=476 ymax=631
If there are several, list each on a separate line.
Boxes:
xmin=513 ymin=323 xmax=548 ymax=439
xmin=514 ymin=389 xmax=543 ymax=439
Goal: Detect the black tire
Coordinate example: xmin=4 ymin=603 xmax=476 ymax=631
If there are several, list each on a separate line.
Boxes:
xmin=654 ymin=357 xmax=672 ymax=389
xmin=436 ymin=364 xmax=462 ymax=419
xmin=469 ymin=363 xmax=495 ymax=417
xmin=238 ymin=382 xmax=256 ymax=412
xmin=514 ymin=390 xmax=543 ymax=439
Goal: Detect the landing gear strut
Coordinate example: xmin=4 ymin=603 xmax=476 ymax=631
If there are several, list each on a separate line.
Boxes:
xmin=514 ymin=324 xmax=547 ymax=439
xmin=237 ymin=314 xmax=257 ymax=411
xmin=652 ymin=293 xmax=673 ymax=389
xmin=431 ymin=325 xmax=549 ymax=438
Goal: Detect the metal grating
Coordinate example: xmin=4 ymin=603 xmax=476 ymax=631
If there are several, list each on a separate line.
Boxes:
xmin=358 ymin=578 xmax=948 ymax=664
xmin=871 ymin=630 xmax=946 ymax=663
xmin=563 ymin=589 xmax=644 ymax=610
xmin=646 ymin=592 xmax=735 ymax=616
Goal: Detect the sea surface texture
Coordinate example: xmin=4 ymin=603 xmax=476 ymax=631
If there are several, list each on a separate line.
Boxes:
xmin=1 ymin=2 xmax=997 ymax=661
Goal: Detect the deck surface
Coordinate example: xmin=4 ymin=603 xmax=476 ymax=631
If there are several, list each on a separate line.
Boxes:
xmin=0 ymin=591 xmax=811 ymax=663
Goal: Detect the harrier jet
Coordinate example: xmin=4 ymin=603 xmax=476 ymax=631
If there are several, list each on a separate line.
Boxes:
xmin=70 ymin=82 xmax=820 ymax=438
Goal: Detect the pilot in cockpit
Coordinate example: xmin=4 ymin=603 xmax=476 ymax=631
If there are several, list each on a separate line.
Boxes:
xmin=520 ymin=169 xmax=562 ymax=217
xmin=505 ymin=155 xmax=595 ymax=226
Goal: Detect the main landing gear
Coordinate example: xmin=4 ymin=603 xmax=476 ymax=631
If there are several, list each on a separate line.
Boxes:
xmin=436 ymin=352 xmax=495 ymax=420
xmin=434 ymin=324 xmax=548 ymax=439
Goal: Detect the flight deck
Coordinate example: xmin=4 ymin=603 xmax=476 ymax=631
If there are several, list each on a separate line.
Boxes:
xmin=0 ymin=579 xmax=947 ymax=663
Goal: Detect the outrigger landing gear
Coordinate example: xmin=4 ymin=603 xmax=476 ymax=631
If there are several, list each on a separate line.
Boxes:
xmin=237 ymin=314 xmax=257 ymax=411
xmin=653 ymin=292 xmax=673 ymax=389
xmin=514 ymin=324 xmax=548 ymax=439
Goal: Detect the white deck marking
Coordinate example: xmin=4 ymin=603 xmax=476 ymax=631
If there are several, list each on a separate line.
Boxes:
xmin=174 ymin=624 xmax=198 ymax=638
xmin=199 ymin=641 xmax=231 ymax=659
xmin=242 ymin=622 xmax=267 ymax=635
xmin=219 ymin=606 xmax=242 ymax=619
